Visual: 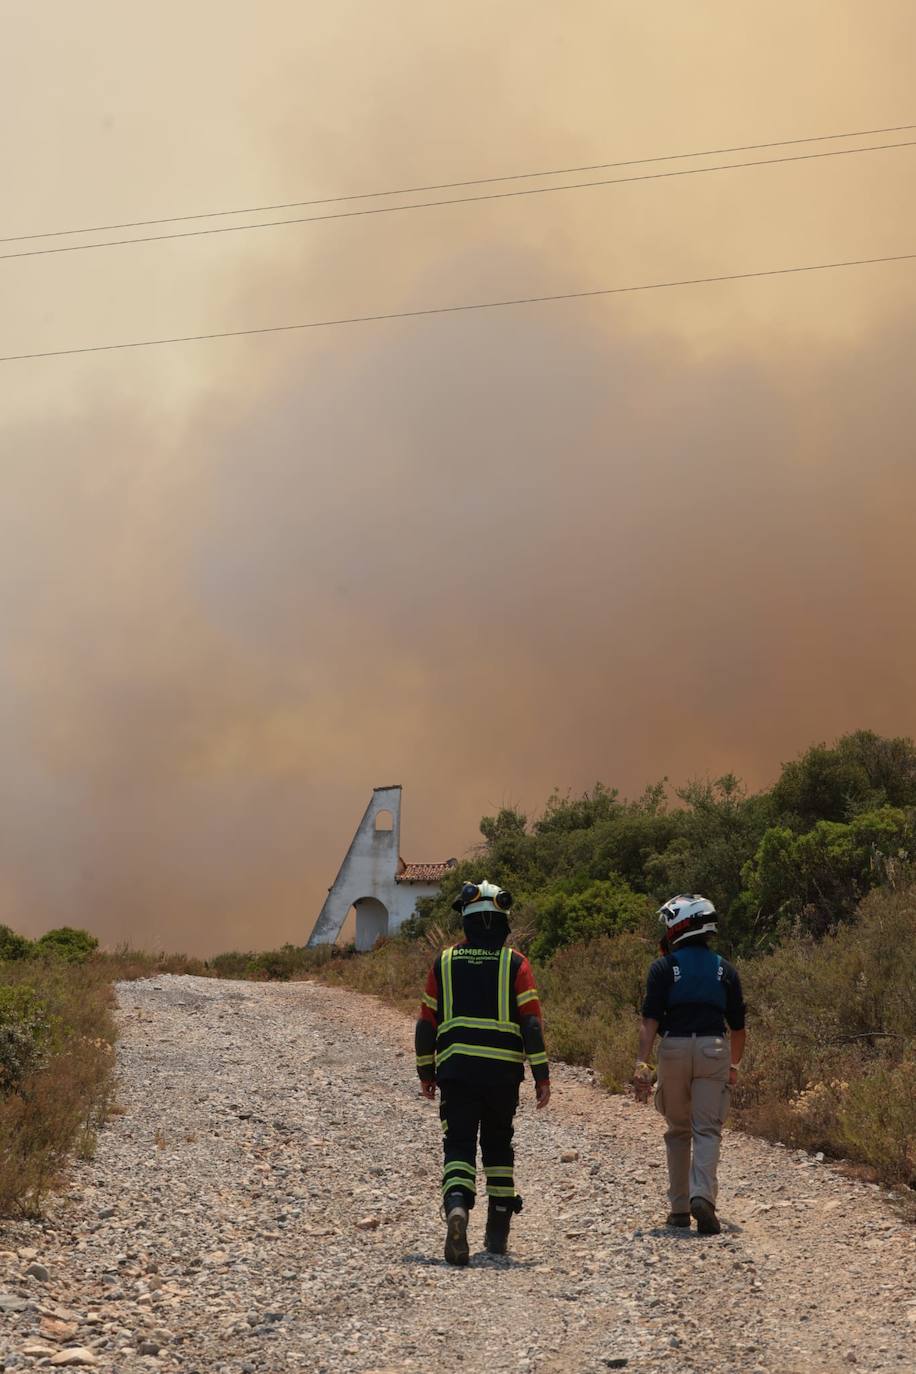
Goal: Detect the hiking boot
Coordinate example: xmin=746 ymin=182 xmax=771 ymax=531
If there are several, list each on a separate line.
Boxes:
xmin=690 ymin=1196 xmax=721 ymax=1235
xmin=666 ymin=1212 xmax=691 ymax=1228
xmin=484 ymin=1200 xmax=512 ymax=1255
xmin=444 ymin=1200 xmax=470 ymax=1266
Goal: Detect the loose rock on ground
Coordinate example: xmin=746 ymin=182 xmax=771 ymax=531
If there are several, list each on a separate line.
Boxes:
xmin=1 ymin=974 xmax=914 ymax=1372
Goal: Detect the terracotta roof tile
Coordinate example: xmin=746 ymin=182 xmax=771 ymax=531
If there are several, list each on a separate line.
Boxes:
xmin=396 ymin=859 xmax=458 ymax=884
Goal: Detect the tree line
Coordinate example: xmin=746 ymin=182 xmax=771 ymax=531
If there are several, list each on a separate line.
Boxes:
xmin=407 ymin=729 xmax=916 ymax=959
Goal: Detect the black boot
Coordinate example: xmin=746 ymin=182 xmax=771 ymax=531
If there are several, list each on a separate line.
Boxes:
xmin=484 ymin=1195 xmax=522 ymax=1254
xmin=443 ymin=1192 xmax=470 ymax=1266
xmin=484 ymin=1200 xmax=511 ymax=1254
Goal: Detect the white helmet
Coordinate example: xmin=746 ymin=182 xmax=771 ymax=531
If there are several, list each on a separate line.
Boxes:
xmin=452 ymin=880 xmax=513 ymax=917
xmin=657 ymin=893 xmax=717 ymax=947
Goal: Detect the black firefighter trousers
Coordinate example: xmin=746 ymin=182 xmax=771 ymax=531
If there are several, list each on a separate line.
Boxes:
xmin=439 ymin=1079 xmax=519 ymax=1209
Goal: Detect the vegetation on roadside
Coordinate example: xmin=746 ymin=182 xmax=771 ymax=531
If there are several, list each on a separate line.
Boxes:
xmin=737 ymin=885 xmax=915 ymax=1182
xmin=2 ymin=729 xmax=914 ymax=1212
xmin=0 ymin=958 xmax=116 ymax=1215
xmin=0 ymin=928 xmax=215 ymax=1215
xmin=315 ymin=730 xmax=916 ymax=1195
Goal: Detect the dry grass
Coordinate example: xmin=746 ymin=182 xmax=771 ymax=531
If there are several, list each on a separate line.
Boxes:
xmin=732 ymin=885 xmax=916 ymax=1192
xmin=0 ymin=959 xmax=116 ymax=1216
xmin=306 ymin=938 xmax=432 ymax=1015
xmin=99 ymin=946 xmax=210 ymax=981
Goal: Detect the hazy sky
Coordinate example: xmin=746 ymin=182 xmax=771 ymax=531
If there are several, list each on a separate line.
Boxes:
xmin=1 ymin=3 xmax=915 ymax=952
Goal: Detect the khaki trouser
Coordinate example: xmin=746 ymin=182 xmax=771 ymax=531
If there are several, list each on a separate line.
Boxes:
xmin=654 ymin=1034 xmax=730 ymax=1212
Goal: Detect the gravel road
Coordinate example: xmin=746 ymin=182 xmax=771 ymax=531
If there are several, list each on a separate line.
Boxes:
xmin=1 ymin=974 xmax=914 ymax=1373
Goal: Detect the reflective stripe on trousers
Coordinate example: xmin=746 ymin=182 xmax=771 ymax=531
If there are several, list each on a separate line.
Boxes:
xmin=439 ymin=1080 xmax=519 ymax=1206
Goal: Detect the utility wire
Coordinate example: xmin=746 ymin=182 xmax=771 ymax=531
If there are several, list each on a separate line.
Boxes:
xmin=1 ymin=139 xmax=914 ymax=264
xmin=2 ymin=250 xmax=912 ymax=363
xmin=3 ymin=119 xmax=914 ymax=245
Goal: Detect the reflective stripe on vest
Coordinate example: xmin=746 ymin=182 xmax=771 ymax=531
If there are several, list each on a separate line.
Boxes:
xmin=437 ymin=1016 xmax=522 ymax=1039
xmin=436 ymin=1042 xmax=524 ymax=1067
xmin=498 ymin=944 xmax=511 ymax=1023
xmin=442 ymin=946 xmax=455 ymax=1022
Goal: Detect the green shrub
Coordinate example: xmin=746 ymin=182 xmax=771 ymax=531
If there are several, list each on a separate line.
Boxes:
xmin=0 ymin=925 xmax=32 ymax=962
xmin=209 ymin=950 xmax=255 ymax=979
xmin=247 ymin=945 xmax=313 ymax=981
xmin=33 ymin=926 xmax=99 ymax=963
xmin=538 ymin=933 xmax=648 ymax=1069
xmin=742 ymin=806 xmax=916 ymax=937
xmin=530 ymin=879 xmax=652 ymax=961
xmin=771 ymin=730 xmax=916 ymax=825
xmin=0 ymin=985 xmax=50 ymax=1094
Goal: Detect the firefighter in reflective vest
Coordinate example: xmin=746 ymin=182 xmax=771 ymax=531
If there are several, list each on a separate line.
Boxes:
xmin=415 ymin=880 xmax=550 ymax=1265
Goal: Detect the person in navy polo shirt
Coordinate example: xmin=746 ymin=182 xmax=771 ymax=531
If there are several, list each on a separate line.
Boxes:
xmin=633 ymin=894 xmax=747 ymax=1235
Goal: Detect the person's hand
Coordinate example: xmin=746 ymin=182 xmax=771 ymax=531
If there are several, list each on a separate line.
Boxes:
xmin=419 ymin=1079 xmax=436 ymax=1100
xmin=728 ymin=1065 xmax=739 ymax=1089
xmin=632 ymin=1061 xmax=654 ymax=1105
xmin=535 ymin=1080 xmax=551 ymax=1110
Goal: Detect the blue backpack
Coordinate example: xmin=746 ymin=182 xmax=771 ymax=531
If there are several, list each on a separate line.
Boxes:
xmin=666 ymin=944 xmax=726 ymax=1011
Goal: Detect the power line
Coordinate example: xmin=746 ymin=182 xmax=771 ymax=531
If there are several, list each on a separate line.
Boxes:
xmin=3 ymin=120 xmax=914 ymax=245
xmin=1 ymin=139 xmax=914 ymax=265
xmin=3 ymin=250 xmax=912 ymax=364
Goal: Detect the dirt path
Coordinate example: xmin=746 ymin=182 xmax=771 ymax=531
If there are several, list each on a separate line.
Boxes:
xmin=1 ymin=975 xmax=913 ymax=1373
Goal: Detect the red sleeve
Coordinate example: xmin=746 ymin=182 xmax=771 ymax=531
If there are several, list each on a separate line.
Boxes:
xmin=514 ymin=955 xmax=543 ymax=1020
xmin=419 ymin=963 xmax=439 ymax=1027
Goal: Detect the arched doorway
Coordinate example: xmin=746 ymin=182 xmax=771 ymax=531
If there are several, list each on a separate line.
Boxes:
xmin=354 ymin=896 xmax=388 ymax=951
